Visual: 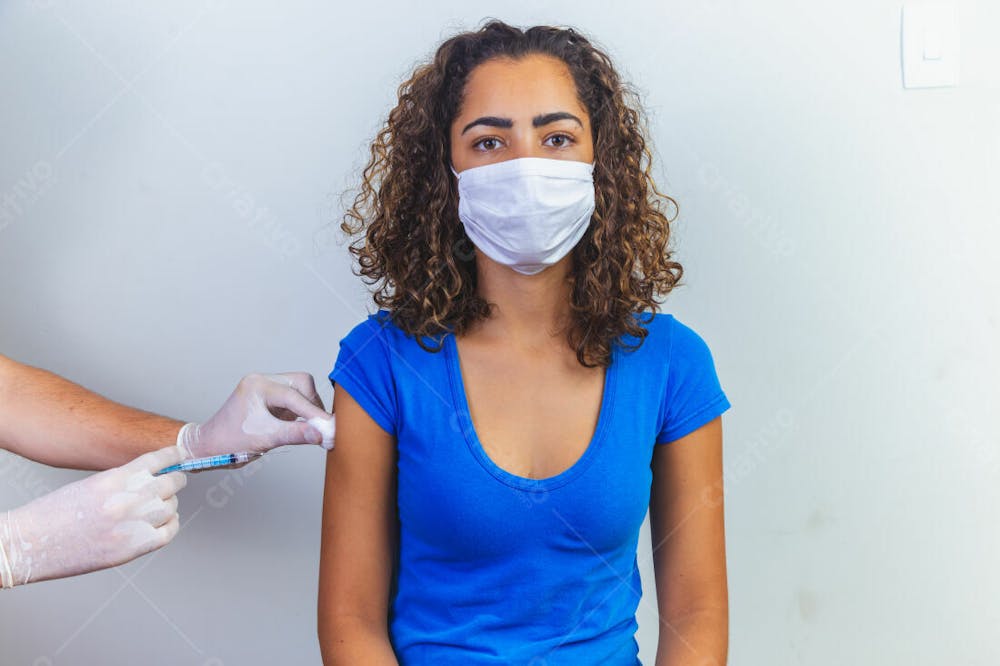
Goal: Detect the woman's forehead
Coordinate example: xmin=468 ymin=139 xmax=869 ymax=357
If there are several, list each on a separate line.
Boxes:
xmin=457 ymin=56 xmax=586 ymax=124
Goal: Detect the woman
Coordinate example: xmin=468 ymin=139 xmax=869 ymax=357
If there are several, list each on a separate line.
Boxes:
xmin=318 ymin=20 xmax=731 ymax=665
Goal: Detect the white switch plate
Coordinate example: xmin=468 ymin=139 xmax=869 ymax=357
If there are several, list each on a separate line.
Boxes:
xmin=901 ymin=2 xmax=960 ymax=88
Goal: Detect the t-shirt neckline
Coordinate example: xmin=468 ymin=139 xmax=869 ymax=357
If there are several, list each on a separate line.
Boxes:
xmin=444 ymin=332 xmax=618 ymax=492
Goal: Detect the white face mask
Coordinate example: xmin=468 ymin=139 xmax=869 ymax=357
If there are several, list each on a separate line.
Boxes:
xmin=451 ymin=157 xmax=596 ymax=275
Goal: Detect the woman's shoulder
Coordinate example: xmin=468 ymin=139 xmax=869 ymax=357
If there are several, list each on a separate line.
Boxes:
xmin=624 ymin=310 xmax=718 ymax=358
xmin=341 ymin=308 xmax=447 ymax=354
xmin=631 ymin=309 xmax=673 ymax=328
xmin=623 ymin=309 xmax=673 ymax=347
xmin=340 ymin=307 xmax=393 ymax=338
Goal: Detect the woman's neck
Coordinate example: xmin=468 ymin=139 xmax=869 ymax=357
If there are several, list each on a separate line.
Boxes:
xmin=470 ymin=251 xmax=574 ymax=351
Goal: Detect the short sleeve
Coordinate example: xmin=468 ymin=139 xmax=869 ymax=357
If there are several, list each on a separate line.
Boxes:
xmin=655 ymin=316 xmax=731 ymax=445
xmin=328 ymin=314 xmax=398 ymax=437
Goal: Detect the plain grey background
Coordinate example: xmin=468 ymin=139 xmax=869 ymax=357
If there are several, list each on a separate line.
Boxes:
xmin=1 ymin=1 xmax=998 ymax=664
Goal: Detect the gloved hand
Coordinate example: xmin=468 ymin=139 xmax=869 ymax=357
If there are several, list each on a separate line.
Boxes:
xmin=176 ymin=372 xmax=335 ymax=460
xmin=0 ymin=445 xmax=186 ymax=589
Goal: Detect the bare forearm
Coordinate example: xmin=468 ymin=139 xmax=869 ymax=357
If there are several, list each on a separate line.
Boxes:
xmin=318 ymin=617 xmax=398 ymax=666
xmin=0 ymin=354 xmax=182 ymax=470
xmin=655 ymin=607 xmax=728 ymax=666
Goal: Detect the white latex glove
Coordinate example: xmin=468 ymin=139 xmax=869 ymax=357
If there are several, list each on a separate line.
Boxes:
xmin=0 ymin=445 xmax=186 ymax=589
xmin=176 ymin=372 xmax=335 ymax=460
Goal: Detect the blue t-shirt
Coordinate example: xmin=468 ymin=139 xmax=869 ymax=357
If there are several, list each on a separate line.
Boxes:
xmin=328 ymin=308 xmax=731 ymax=665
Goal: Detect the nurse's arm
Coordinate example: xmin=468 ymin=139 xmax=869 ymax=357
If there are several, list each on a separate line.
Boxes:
xmin=317 ymin=385 xmax=399 ymax=665
xmin=0 ymin=353 xmax=181 ymax=470
xmin=648 ymin=416 xmax=729 ymax=666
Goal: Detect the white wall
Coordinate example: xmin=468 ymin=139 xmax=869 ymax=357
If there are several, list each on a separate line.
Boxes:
xmin=1 ymin=1 xmax=997 ymax=664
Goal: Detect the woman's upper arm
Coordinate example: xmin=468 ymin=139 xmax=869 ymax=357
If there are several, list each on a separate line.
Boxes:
xmin=648 ymin=416 xmax=729 ymax=621
xmin=318 ymin=383 xmax=398 ymax=632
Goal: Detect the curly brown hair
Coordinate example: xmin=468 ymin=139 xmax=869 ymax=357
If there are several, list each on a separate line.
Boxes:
xmin=339 ymin=18 xmax=683 ymax=368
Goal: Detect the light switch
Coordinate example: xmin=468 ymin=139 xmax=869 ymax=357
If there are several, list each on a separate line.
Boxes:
xmin=902 ymin=2 xmax=960 ymax=88
xmin=922 ymin=24 xmax=943 ymax=60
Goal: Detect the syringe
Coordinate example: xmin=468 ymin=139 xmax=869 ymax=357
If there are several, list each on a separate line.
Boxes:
xmin=154 ymin=451 xmax=264 ymax=476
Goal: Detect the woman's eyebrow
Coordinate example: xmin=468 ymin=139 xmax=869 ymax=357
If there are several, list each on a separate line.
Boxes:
xmin=461 ymin=111 xmax=583 ymax=135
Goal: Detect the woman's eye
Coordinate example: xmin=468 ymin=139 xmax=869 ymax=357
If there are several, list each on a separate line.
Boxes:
xmin=545 ymin=133 xmax=575 ymax=148
xmin=473 ymin=137 xmax=501 ymax=151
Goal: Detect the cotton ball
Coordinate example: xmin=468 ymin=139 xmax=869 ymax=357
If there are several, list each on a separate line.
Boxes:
xmin=308 ymin=416 xmax=336 ymax=449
